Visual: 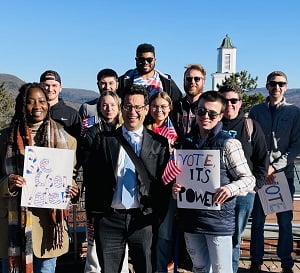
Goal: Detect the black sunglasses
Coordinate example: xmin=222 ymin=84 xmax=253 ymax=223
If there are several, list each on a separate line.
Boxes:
xmin=196 ymin=107 xmax=220 ymax=120
xmin=224 ymin=98 xmax=240 ymax=105
xmin=185 ymin=76 xmax=203 ymax=83
xmin=268 ymin=81 xmax=287 ymax=88
xmin=136 ymin=57 xmax=154 ymax=64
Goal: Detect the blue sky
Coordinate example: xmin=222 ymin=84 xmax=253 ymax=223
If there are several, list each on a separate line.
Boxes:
xmin=1 ymin=0 xmax=300 ymax=93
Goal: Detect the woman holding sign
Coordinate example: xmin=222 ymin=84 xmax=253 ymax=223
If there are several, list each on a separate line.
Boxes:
xmin=172 ymin=91 xmax=255 ymax=273
xmin=0 ymin=82 xmax=79 ymax=273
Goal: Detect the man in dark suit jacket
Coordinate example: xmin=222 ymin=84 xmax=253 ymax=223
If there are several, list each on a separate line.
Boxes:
xmin=84 ymin=85 xmax=170 ymax=273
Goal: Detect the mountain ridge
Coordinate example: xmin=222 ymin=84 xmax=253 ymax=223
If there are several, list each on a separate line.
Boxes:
xmin=0 ymin=73 xmax=299 ymax=109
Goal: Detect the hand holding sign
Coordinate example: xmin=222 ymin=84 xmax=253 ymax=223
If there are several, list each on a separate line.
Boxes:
xmin=174 ymin=149 xmax=221 ymax=210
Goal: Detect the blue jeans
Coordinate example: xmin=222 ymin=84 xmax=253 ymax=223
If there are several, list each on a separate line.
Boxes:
xmin=232 ymin=193 xmax=255 ymax=273
xmin=33 ymin=256 xmax=57 ymax=273
xmin=1 ymin=258 xmax=8 ymax=273
xmin=156 ymin=197 xmax=176 ymax=273
xmin=184 ymin=232 xmax=233 ymax=273
xmin=250 ymin=178 xmax=295 ymax=268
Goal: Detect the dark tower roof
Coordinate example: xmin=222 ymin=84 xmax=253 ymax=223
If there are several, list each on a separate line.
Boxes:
xmin=218 ymin=35 xmax=235 ymax=49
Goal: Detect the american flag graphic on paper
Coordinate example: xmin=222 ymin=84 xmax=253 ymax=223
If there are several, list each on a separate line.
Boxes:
xmin=80 ymin=116 xmax=96 ymax=136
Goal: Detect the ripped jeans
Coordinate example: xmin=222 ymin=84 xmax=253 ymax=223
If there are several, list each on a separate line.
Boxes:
xmin=184 ymin=232 xmax=233 ymax=273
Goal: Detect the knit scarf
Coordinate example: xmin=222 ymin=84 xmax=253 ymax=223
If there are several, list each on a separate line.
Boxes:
xmin=7 ymin=119 xmax=69 ymax=273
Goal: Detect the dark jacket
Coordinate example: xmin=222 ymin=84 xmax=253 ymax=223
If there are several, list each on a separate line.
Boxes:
xmin=249 ymin=97 xmax=300 ymax=180
xmin=50 ymin=99 xmax=82 ymax=140
xmin=178 ymin=122 xmax=240 ymax=235
xmin=118 ymin=69 xmax=182 ymax=103
xmin=84 ymin=126 xmax=170 ymax=220
xmin=171 ymin=96 xmax=198 ymax=140
xmin=222 ymin=110 xmax=269 ymax=188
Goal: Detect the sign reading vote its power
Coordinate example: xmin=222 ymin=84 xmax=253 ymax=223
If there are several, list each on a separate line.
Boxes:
xmin=174 ymin=149 xmax=220 ymax=210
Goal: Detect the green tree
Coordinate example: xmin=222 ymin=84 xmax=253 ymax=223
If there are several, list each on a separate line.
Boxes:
xmin=218 ymin=70 xmax=264 ymax=112
xmin=0 ymin=82 xmax=14 ymax=129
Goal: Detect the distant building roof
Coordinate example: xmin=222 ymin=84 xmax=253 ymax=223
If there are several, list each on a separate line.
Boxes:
xmin=218 ymin=35 xmax=235 ymax=49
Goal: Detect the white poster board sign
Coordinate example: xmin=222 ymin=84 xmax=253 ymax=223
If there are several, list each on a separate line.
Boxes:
xmin=21 ymin=146 xmax=74 ymax=209
xmin=258 ymin=172 xmax=293 ymax=215
xmin=174 ymin=149 xmax=220 ymax=210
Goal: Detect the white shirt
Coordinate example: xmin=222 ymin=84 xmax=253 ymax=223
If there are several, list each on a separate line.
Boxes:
xmin=111 ymin=126 xmax=143 ymax=209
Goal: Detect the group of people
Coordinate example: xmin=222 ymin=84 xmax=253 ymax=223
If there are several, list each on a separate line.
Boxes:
xmin=0 ymin=42 xmax=300 ymax=273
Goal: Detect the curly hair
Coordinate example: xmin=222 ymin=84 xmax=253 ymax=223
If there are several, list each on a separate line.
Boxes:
xmin=9 ymin=82 xmax=50 ymax=147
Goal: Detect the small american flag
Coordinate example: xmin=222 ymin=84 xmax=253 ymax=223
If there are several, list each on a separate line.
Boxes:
xmin=80 ymin=116 xmax=96 ymax=136
xmin=162 ymin=153 xmax=182 ymax=185
xmin=159 ymin=117 xmax=178 ymax=145
xmin=160 ymin=117 xmax=182 ymax=185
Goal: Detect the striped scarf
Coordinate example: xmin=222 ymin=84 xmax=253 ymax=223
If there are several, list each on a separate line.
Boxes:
xmin=6 ymin=119 xmax=69 ymax=273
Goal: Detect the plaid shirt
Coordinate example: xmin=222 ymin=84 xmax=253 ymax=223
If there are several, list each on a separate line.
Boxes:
xmin=222 ymin=138 xmax=255 ymax=196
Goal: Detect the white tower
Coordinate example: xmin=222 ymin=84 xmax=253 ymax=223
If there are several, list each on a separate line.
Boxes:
xmin=211 ymin=35 xmax=237 ymax=90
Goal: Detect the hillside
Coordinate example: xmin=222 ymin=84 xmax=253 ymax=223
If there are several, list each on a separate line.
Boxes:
xmin=0 ymin=73 xmax=98 ymax=110
xmin=0 ymin=73 xmax=299 ymax=108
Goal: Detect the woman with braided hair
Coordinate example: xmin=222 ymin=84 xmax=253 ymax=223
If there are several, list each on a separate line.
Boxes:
xmin=0 ymin=82 xmax=79 ymax=273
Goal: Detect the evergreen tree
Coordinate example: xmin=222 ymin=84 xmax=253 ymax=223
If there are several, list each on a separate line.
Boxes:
xmin=218 ymin=70 xmax=264 ymax=112
xmin=0 ymin=82 xmax=14 ymax=129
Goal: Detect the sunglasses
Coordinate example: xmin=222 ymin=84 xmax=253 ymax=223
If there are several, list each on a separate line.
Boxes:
xmin=196 ymin=107 xmax=220 ymax=120
xmin=136 ymin=57 xmax=154 ymax=64
xmin=224 ymin=98 xmax=240 ymax=105
xmin=268 ymin=81 xmax=287 ymax=87
xmin=185 ymin=76 xmax=203 ymax=83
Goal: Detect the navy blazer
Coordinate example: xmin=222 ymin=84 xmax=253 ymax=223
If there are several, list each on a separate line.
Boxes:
xmin=84 ymin=126 xmax=170 ymax=219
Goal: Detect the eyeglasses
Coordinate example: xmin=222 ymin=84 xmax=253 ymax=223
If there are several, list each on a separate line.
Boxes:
xmin=196 ymin=107 xmax=221 ymax=120
xmin=268 ymin=81 xmax=287 ymax=87
xmin=135 ymin=57 xmax=154 ymax=64
xmin=185 ymin=76 xmax=203 ymax=83
xmin=123 ymin=104 xmax=145 ymax=112
xmin=224 ymin=98 xmax=240 ymax=105
xmin=151 ymin=104 xmax=169 ymax=111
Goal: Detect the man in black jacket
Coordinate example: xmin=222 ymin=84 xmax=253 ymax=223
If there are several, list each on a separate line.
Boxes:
xmin=85 ymin=85 xmax=170 ymax=273
xmin=172 ymin=64 xmax=206 ymax=141
xmin=218 ymin=84 xmax=269 ymax=273
xmin=40 ymin=70 xmax=82 ymax=140
xmin=118 ymin=43 xmax=182 ymax=103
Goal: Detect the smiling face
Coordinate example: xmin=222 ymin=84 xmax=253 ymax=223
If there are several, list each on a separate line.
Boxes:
xmin=26 ymin=87 xmax=49 ymax=123
xmin=196 ymin=99 xmax=223 ymax=137
xmin=122 ymin=94 xmax=149 ymax=131
xmin=150 ymin=97 xmax=171 ymax=126
xmin=222 ymin=91 xmax=242 ymax=120
xmin=184 ymin=68 xmax=205 ymax=102
xmin=266 ymin=75 xmax=288 ymax=104
xmin=41 ymin=79 xmax=62 ymax=106
xmin=135 ymin=52 xmax=156 ymax=77
xmin=99 ymin=94 xmax=119 ymax=123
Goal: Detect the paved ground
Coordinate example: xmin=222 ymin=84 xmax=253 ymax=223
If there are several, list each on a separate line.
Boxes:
xmin=55 ymin=256 xmax=300 ymax=273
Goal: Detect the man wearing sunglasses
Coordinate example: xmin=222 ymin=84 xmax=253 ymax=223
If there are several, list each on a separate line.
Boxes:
xmin=172 ymin=91 xmax=255 ymax=273
xmin=118 ymin=43 xmax=182 ymax=103
xmin=172 ymin=64 xmax=206 ymax=141
xmin=248 ymin=71 xmax=300 ymax=273
xmin=218 ymin=84 xmax=269 ymax=273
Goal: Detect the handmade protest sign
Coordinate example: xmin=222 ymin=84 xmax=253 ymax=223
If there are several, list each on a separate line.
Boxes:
xmin=21 ymin=146 xmax=75 ymax=209
xmin=174 ymin=149 xmax=220 ymax=210
xmin=258 ymin=172 xmax=293 ymax=215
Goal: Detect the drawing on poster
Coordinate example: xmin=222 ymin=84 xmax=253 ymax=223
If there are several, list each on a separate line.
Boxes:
xmin=258 ymin=172 xmax=293 ymax=215
xmin=174 ymin=149 xmax=220 ymax=210
xmin=21 ymin=146 xmax=74 ymax=209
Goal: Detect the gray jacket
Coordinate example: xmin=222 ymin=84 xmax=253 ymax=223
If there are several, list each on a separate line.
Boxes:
xmin=249 ymin=97 xmax=300 ymax=179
